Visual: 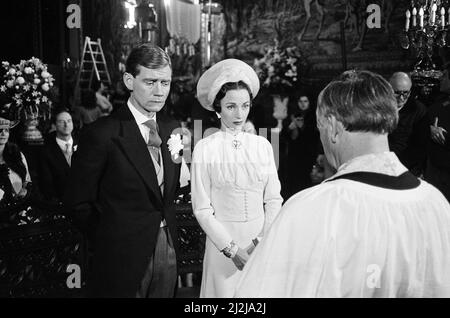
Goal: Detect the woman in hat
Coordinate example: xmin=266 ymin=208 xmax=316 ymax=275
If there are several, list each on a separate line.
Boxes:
xmin=191 ymin=59 xmax=283 ymax=297
xmin=0 ymin=117 xmax=31 ymax=204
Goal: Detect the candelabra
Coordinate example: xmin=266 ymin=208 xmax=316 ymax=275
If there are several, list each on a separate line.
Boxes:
xmin=400 ymin=0 xmax=448 ymax=96
xmin=400 ymin=0 xmax=450 ymax=71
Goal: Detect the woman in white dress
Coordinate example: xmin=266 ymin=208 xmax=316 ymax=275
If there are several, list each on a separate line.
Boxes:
xmin=191 ymin=59 xmax=283 ymax=298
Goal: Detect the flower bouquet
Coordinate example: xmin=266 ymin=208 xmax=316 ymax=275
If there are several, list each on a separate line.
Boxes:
xmin=0 ymin=57 xmax=55 ymax=143
xmin=253 ymin=40 xmax=306 ymax=95
xmin=0 ymin=57 xmax=55 ymax=126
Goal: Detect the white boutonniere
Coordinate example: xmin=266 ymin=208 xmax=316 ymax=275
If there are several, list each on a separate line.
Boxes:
xmin=73 ymin=145 xmax=78 ymax=152
xmin=167 ymin=134 xmax=183 ymax=160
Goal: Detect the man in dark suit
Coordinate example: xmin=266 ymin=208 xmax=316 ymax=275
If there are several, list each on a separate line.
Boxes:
xmin=388 ymin=72 xmax=429 ymax=177
xmin=64 ymin=44 xmax=181 ymax=297
xmin=39 ymin=109 xmax=76 ymax=202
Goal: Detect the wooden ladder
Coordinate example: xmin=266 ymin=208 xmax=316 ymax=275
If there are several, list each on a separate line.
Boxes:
xmin=75 ymin=36 xmax=112 ymax=92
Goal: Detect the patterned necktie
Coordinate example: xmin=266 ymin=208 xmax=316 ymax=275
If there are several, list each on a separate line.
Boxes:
xmin=143 ymin=119 xmax=162 ymax=165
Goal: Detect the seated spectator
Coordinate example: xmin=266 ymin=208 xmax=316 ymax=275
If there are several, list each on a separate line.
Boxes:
xmin=39 ymin=109 xmax=77 ymax=202
xmin=0 ymin=117 xmax=31 ymax=205
xmin=72 ymin=89 xmax=103 ymax=130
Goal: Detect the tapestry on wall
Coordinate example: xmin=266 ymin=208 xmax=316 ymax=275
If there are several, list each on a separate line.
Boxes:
xmin=221 ymin=0 xmax=416 ymax=86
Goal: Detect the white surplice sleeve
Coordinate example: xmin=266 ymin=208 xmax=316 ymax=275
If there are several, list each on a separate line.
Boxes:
xmin=259 ymin=139 xmax=283 ymax=238
xmin=191 ymin=140 xmax=233 ymax=251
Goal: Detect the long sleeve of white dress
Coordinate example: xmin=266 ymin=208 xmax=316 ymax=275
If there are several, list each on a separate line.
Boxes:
xmin=191 ymin=139 xmax=233 ymax=251
xmin=259 ymin=139 xmax=283 ymax=238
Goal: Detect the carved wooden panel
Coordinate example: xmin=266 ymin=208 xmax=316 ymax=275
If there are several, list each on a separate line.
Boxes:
xmin=175 ymin=195 xmax=205 ymax=275
xmin=0 ymin=194 xmax=205 ymax=297
xmin=0 ymin=200 xmax=86 ymax=298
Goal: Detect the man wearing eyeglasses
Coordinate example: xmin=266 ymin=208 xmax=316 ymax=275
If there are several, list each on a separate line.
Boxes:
xmin=388 ymin=72 xmax=429 ymax=177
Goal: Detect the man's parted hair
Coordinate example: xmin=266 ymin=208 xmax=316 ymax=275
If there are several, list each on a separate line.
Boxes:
xmin=125 ymin=43 xmax=172 ymax=77
xmin=317 ymin=70 xmax=398 ymax=134
xmin=52 ymin=108 xmax=72 ymax=124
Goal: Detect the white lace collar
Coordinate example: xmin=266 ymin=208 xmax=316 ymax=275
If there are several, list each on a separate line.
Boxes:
xmin=326 ymin=152 xmax=408 ymax=182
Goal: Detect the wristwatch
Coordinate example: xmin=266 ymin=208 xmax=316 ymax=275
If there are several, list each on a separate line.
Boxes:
xmin=221 ymin=241 xmax=237 ymax=258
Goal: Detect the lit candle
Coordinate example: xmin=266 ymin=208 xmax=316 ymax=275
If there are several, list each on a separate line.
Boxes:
xmin=412 ymin=7 xmax=417 ymax=27
xmin=431 ymin=3 xmax=437 ymax=25
xmin=441 ymin=7 xmax=446 ymax=27
xmin=419 ymin=7 xmax=424 ymax=28
xmin=406 ymin=10 xmax=411 ymax=31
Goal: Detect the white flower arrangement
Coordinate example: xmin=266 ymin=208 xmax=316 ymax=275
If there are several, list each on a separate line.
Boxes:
xmin=0 ymin=57 xmax=55 ymax=122
xmin=167 ymin=134 xmax=184 ymax=160
xmin=253 ymin=40 xmax=307 ymax=94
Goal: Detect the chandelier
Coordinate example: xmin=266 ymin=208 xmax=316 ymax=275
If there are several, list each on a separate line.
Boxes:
xmin=401 ymin=0 xmax=448 ymax=90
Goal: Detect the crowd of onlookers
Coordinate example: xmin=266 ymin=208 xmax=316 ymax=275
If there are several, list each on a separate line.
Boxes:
xmin=0 ymin=78 xmax=118 ymax=209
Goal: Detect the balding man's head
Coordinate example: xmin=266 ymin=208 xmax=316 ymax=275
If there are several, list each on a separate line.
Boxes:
xmin=389 ymin=72 xmax=412 ymax=110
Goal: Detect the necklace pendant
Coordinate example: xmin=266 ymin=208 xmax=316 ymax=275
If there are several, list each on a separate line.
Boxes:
xmin=232 ymin=139 xmax=242 ymax=149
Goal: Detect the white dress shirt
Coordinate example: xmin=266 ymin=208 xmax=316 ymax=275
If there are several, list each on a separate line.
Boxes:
xmin=56 ymin=136 xmax=74 ymax=165
xmin=56 ymin=136 xmax=74 ymax=153
xmin=127 ymin=100 xmax=157 ymax=143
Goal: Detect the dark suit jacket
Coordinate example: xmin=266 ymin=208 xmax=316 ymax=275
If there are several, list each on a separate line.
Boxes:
xmin=428 ymin=96 xmax=450 ymax=169
xmin=388 ymin=98 xmax=429 ymax=176
xmin=39 ymin=132 xmax=77 ymax=201
xmin=63 ymin=105 xmax=181 ymax=297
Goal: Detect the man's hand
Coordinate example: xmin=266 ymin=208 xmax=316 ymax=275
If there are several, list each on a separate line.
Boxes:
xmin=231 ymin=247 xmax=250 ymax=271
xmin=431 ymin=117 xmax=447 ymax=145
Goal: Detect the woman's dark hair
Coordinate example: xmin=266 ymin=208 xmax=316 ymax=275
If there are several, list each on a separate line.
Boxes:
xmin=294 ymin=90 xmax=310 ymax=101
xmin=212 ymin=81 xmax=253 ymax=113
xmin=80 ymin=89 xmax=97 ymax=110
xmin=2 ymin=142 xmax=27 ymax=182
